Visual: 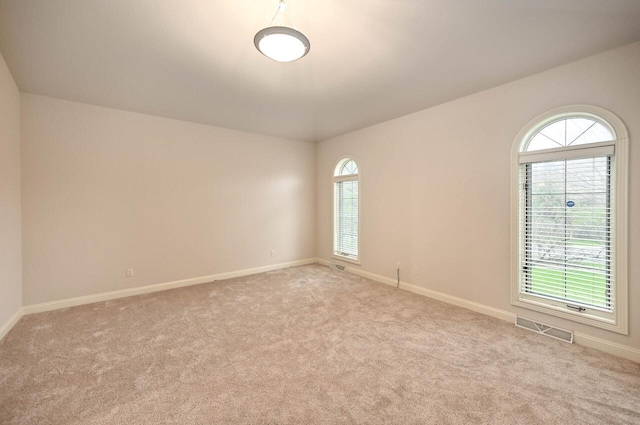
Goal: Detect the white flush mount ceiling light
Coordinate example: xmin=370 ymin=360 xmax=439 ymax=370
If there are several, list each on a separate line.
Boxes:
xmin=254 ymin=0 xmax=310 ymax=62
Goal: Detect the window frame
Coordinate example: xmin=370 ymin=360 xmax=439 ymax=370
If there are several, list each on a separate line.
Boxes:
xmin=333 ymin=157 xmax=361 ymax=265
xmin=510 ymin=105 xmax=628 ymax=334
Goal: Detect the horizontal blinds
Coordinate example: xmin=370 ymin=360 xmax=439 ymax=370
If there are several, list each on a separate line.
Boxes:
xmin=520 ymin=155 xmax=614 ymax=311
xmin=336 ymin=179 xmax=358 ymax=257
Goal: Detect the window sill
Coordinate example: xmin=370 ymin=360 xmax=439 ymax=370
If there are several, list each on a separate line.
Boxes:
xmin=511 ymin=296 xmax=627 ymax=335
xmin=332 ymin=254 xmax=360 ymax=266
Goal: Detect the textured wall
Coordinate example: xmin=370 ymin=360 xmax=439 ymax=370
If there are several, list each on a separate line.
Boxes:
xmin=21 ymin=95 xmax=316 ymax=304
xmin=0 ymin=51 xmax=22 ymax=328
xmin=317 ymin=42 xmax=640 ymax=350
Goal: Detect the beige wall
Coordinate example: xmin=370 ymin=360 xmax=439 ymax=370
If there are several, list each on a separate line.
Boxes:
xmin=317 ymin=42 xmax=640 ymax=349
xmin=0 ymin=52 xmax=22 ymax=326
xmin=21 ymin=95 xmax=316 ymax=305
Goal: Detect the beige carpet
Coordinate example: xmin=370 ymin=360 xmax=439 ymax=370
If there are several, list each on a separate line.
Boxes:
xmin=1 ymin=264 xmax=639 ymax=424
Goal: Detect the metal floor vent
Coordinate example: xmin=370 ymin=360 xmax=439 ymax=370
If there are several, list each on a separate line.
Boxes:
xmin=515 ymin=316 xmax=574 ymax=344
xmin=332 ymin=264 xmax=346 ymax=271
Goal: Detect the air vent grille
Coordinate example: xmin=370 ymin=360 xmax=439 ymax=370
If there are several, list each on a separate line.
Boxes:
xmin=515 ymin=316 xmax=573 ymax=343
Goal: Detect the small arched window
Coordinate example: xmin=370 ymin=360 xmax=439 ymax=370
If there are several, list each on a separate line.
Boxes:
xmin=511 ymin=106 xmax=628 ymax=334
xmin=333 ymin=158 xmax=359 ymax=263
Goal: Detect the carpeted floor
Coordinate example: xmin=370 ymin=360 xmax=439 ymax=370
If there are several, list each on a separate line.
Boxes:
xmin=1 ymin=264 xmax=639 ymax=424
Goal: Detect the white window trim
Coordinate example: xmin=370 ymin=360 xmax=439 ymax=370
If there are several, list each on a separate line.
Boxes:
xmin=510 ymin=105 xmax=629 ymax=334
xmin=333 ymin=156 xmax=361 ymax=265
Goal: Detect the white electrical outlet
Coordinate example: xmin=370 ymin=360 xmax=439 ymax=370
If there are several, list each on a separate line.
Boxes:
xmin=413 ymin=266 xmax=419 ymax=275
xmin=270 ymin=250 xmax=276 ymax=257
xmin=126 ymin=268 xmax=134 ymax=278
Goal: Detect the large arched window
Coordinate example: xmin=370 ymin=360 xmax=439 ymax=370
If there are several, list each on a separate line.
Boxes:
xmin=333 ymin=158 xmax=360 ymax=263
xmin=511 ymin=106 xmax=628 ymax=333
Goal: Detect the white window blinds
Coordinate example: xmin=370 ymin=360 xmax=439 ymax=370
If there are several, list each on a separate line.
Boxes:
xmin=336 ymin=179 xmax=359 ymax=257
xmin=519 ymin=153 xmax=614 ymax=311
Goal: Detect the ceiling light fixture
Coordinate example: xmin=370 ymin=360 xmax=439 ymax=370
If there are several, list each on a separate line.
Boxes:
xmin=254 ymin=0 xmax=310 ymax=62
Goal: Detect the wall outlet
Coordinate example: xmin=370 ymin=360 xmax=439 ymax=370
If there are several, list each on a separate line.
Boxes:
xmin=126 ymin=268 xmax=134 ymax=278
xmin=270 ymin=250 xmax=276 ymax=257
xmin=413 ymin=266 xmax=419 ymax=275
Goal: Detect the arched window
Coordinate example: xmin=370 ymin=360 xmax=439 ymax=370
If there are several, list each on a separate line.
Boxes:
xmin=333 ymin=158 xmax=360 ymax=263
xmin=511 ymin=106 xmax=628 ymax=333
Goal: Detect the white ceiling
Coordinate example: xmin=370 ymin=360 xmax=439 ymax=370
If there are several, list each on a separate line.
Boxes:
xmin=1 ymin=0 xmax=639 ymax=142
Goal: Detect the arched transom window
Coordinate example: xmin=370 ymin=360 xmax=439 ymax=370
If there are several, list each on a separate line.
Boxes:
xmin=525 ymin=116 xmax=614 ymax=151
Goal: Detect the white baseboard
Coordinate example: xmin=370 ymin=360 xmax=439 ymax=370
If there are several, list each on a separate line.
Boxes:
xmin=23 ymin=258 xmax=317 ymax=315
xmin=10 ymin=258 xmax=640 ymax=363
xmin=318 ymin=258 xmax=640 ymax=363
xmin=0 ymin=308 xmax=24 ymax=342
xmin=573 ymin=332 xmax=640 ymax=362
